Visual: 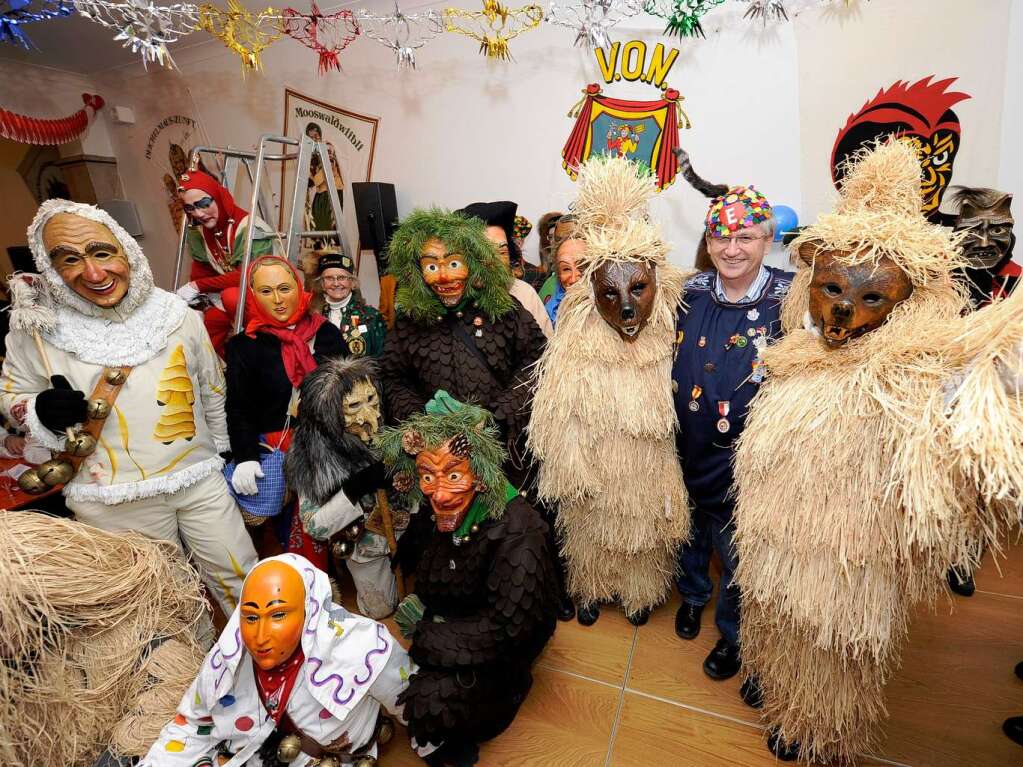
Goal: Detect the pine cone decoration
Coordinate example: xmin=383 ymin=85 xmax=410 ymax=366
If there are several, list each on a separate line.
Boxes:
xmin=392 ymin=471 xmax=415 ymax=493
xmin=448 ymin=433 xmax=471 ymax=458
xmin=402 ymin=430 xmax=426 ymax=455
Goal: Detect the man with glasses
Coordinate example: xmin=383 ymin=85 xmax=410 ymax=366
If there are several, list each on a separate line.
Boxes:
xmin=671 ymin=186 xmax=792 ymax=694
xmin=312 ymin=251 xmax=386 ymax=358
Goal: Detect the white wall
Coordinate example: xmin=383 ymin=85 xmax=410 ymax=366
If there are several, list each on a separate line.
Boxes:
xmin=1 ymin=0 xmax=1018 ymax=291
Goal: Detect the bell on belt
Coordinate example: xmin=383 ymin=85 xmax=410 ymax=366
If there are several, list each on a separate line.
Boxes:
xmin=343 ymin=520 xmax=364 ymax=541
xmin=277 ymin=733 xmax=302 ymax=762
xmin=38 ymin=459 xmax=74 ymax=487
xmin=17 ymin=468 xmax=48 ymax=494
xmin=86 ymin=398 xmax=111 ymax=420
xmin=317 ymin=758 xmax=342 ymax=767
xmin=65 ymin=431 xmax=98 ymax=457
xmin=331 ymin=539 xmax=354 ymax=561
xmin=352 ymin=756 xmax=377 ymax=767
xmin=104 ymin=368 xmax=127 ymax=386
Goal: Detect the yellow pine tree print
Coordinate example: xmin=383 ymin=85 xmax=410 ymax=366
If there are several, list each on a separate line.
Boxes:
xmin=152 ymin=344 xmax=196 ymax=444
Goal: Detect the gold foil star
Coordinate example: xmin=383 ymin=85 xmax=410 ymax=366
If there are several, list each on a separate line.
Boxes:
xmin=198 ymin=0 xmax=283 ymax=72
xmin=443 ymin=0 xmax=543 ymax=60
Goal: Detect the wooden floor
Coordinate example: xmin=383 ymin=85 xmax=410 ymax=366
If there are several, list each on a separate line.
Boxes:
xmin=373 ymin=542 xmax=1023 ymax=767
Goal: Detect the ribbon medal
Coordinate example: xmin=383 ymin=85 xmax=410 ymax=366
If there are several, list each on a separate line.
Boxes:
xmin=689 ymin=385 xmax=702 ymax=412
xmin=716 ymin=401 xmax=730 ymax=433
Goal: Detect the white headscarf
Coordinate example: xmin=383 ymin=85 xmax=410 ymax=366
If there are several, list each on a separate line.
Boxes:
xmin=22 ymin=199 xmax=187 ymax=366
xmin=200 ymin=554 xmax=395 ymax=721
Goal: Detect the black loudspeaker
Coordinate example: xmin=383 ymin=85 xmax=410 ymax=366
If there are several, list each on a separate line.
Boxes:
xmin=352 ymin=182 xmax=398 ymax=267
xmin=7 ymin=246 xmax=36 ymax=274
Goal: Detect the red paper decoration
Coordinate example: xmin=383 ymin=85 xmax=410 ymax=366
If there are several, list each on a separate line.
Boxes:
xmin=282 ymin=1 xmax=359 ymax=74
xmin=0 ymin=93 xmax=105 ymax=145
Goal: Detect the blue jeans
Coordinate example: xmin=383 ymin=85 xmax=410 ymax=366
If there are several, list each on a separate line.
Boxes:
xmin=676 ymin=504 xmax=740 ymax=646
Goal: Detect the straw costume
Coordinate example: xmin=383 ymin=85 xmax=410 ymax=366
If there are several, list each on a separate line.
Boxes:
xmin=733 ymin=141 xmax=1023 ymax=763
xmin=1 ymin=200 xmax=257 ymax=615
xmin=378 ymin=394 xmax=558 ymax=765
xmin=0 ymin=512 xmax=208 ymax=767
xmin=527 ymin=156 xmax=689 ymax=623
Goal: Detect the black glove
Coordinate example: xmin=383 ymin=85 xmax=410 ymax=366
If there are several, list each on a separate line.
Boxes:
xmin=35 ymin=375 xmax=87 ymax=434
xmin=341 ymin=461 xmax=390 ymax=501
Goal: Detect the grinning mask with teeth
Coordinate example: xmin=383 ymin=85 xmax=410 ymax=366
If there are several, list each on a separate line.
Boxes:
xmin=807 ymin=248 xmax=913 ymax=349
xmin=592 ymin=261 xmax=657 ymax=342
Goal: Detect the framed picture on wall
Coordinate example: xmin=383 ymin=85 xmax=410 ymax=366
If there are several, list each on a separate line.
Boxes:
xmin=281 ymin=89 xmax=380 ymax=267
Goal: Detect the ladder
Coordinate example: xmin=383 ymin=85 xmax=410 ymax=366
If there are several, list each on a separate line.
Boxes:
xmin=171 ymin=133 xmax=350 ymax=333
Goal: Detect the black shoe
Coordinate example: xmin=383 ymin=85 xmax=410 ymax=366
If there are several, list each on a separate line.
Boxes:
xmin=558 ymin=595 xmax=576 ymax=622
xmin=577 ymin=603 xmax=600 ymax=626
xmin=674 ymin=601 xmax=704 ymax=640
xmin=740 ymin=676 xmax=763 ymax=709
xmin=1004 ymin=717 xmax=1023 ymax=746
xmin=1015 ymin=661 xmax=1023 ymax=682
xmin=627 ymin=606 xmax=652 ymax=626
xmin=766 ymin=728 xmax=800 ymax=761
xmin=703 ymin=638 xmax=741 ymax=680
xmin=947 ymin=567 xmax=975 ymax=597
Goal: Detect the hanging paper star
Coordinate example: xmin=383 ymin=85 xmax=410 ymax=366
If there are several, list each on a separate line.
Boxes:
xmin=75 ymin=0 xmax=199 ymax=68
xmin=282 ymin=0 xmax=359 ymax=74
xmin=444 ymin=0 xmax=543 ymax=61
xmin=741 ymin=0 xmax=787 ymax=23
xmin=356 ymin=2 xmax=443 ymax=70
xmin=0 ymin=0 xmax=73 ymax=49
xmin=198 ymin=0 xmax=282 ymax=72
xmin=545 ymin=0 xmax=642 ymax=50
xmin=644 ymin=0 xmax=725 ymax=39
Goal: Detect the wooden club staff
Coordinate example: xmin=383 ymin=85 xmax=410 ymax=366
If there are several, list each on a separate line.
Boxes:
xmin=376 ymin=489 xmax=406 ymax=600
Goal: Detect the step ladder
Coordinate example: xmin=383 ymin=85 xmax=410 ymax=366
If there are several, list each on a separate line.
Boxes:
xmin=172 ymin=133 xmax=350 ymax=333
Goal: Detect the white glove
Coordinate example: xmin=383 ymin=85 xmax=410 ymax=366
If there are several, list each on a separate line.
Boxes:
xmin=232 ymin=460 xmax=264 ymax=495
xmin=176 ymin=281 xmax=200 ymax=303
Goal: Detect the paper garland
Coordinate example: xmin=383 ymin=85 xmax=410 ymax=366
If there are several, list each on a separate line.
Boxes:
xmin=741 ymin=0 xmax=788 ymax=23
xmin=358 ymin=2 xmax=444 ymax=70
xmin=198 ymin=0 xmax=282 ymax=71
xmin=444 ymin=0 xmax=543 ymax=61
xmin=0 ymin=93 xmax=104 ymax=144
xmin=545 ymin=0 xmax=642 ymax=50
xmin=75 ymin=0 xmax=199 ymax=68
xmin=282 ymin=0 xmax=359 ymax=74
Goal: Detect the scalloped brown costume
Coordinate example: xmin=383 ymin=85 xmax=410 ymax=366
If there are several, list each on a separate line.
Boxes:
xmin=733 ymin=141 xmax=1023 ymax=763
xmin=527 ymin=156 xmax=689 ymax=622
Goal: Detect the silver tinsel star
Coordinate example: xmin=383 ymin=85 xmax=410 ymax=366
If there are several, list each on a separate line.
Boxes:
xmin=75 ymin=0 xmax=199 ymax=68
xmin=356 ymin=2 xmax=444 ymax=70
xmin=545 ymin=0 xmax=641 ymax=50
xmin=742 ymin=0 xmax=788 ymax=24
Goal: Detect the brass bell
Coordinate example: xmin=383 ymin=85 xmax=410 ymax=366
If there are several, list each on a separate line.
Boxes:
xmin=375 ymin=715 xmax=395 ymax=745
xmin=17 ymin=468 xmax=47 ymax=494
xmin=38 ymin=459 xmax=74 ymax=487
xmin=104 ymin=369 xmax=127 ymax=386
xmin=276 ymin=733 xmax=302 ymax=762
xmin=65 ymin=431 xmax=98 ymax=457
xmin=86 ymin=398 xmax=111 ymax=420
xmin=317 ymin=758 xmax=341 ymax=767
xmin=343 ymin=520 xmax=364 ymax=541
xmin=352 ymin=757 xmax=377 ymax=767
xmin=331 ymin=538 xmax=354 ymax=561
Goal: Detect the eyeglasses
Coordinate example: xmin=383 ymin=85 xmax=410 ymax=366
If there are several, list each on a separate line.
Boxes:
xmin=183 ymin=196 xmax=215 ymax=214
xmin=707 ymin=233 xmax=767 ymax=250
xmin=321 ymin=275 xmax=354 ymax=285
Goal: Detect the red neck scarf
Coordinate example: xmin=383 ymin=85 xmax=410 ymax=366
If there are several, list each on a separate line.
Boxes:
xmin=244 ymin=256 xmax=326 ymax=388
xmin=177 ymin=170 xmax=249 ymax=265
xmin=254 ymin=646 xmax=305 ymax=725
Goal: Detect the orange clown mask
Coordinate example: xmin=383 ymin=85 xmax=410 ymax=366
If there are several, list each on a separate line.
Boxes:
xmin=419 ymin=237 xmax=469 ymax=307
xmin=416 ymin=438 xmax=477 ymax=533
xmin=251 ymin=262 xmax=302 ymax=324
xmin=240 ymin=561 xmax=306 ymax=671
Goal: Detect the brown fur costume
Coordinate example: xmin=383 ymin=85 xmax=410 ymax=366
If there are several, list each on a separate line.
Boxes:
xmin=527 ymin=156 xmax=689 ymax=618
xmin=734 ymin=141 xmax=1023 ymax=764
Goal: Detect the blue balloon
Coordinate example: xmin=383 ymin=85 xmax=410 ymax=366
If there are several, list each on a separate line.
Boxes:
xmin=772 ymin=204 xmax=799 ymax=242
